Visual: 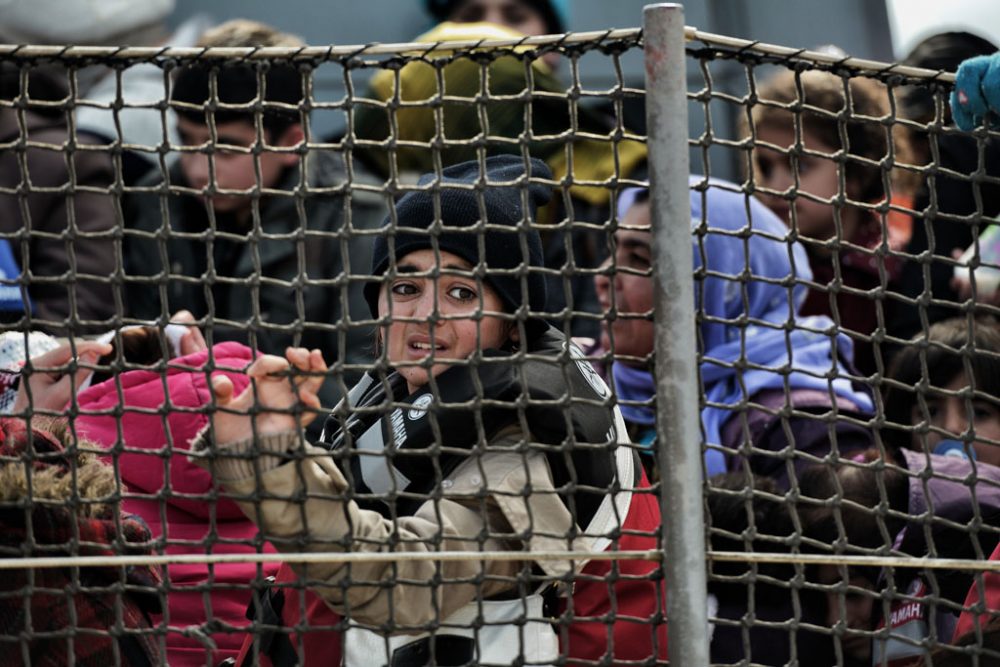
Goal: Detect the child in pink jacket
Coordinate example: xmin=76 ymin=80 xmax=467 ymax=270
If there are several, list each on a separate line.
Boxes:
xmin=74 ymin=341 xmax=280 ymax=667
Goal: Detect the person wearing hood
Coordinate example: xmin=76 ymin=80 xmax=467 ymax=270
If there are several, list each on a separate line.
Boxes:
xmin=73 ymin=339 xmax=282 ymax=666
xmin=0 ymin=319 xmax=276 ymax=666
xmin=594 ymin=178 xmax=875 ymax=486
xmin=193 ymin=155 xmax=665 ymax=666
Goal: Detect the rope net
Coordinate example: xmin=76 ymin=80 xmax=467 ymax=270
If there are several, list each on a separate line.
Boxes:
xmin=0 ymin=21 xmax=997 ymax=667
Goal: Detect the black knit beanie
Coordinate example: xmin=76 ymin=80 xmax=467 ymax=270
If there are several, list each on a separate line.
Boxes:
xmin=366 ymin=155 xmax=551 ymax=326
xmin=171 ymin=61 xmax=304 ymax=136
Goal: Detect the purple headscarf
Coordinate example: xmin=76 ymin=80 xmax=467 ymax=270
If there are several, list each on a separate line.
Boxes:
xmin=612 ymin=177 xmax=873 ymax=475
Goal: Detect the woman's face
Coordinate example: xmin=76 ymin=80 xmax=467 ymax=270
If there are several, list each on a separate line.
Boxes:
xmin=910 ymin=373 xmax=1000 ymax=465
xmin=378 ymin=249 xmax=512 ymax=393
xmin=593 ymin=201 xmax=654 ymax=366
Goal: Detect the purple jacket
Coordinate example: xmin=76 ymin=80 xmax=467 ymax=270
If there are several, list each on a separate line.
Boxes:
xmin=894 ymin=449 xmax=1000 ymax=600
xmin=721 ymin=388 xmax=874 ymax=490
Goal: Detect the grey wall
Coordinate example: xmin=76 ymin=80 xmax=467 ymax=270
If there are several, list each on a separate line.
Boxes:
xmin=168 ymin=0 xmax=894 ymax=181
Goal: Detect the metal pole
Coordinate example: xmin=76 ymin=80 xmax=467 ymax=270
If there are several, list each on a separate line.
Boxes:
xmin=644 ymin=4 xmax=710 ymax=666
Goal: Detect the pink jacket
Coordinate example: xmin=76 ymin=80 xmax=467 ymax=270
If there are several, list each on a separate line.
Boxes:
xmin=75 ymin=342 xmax=278 ymax=667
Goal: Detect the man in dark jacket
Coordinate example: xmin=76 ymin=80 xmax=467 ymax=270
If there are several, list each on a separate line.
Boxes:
xmin=124 ymin=20 xmax=385 ymax=408
xmin=0 ymin=68 xmax=118 ymax=333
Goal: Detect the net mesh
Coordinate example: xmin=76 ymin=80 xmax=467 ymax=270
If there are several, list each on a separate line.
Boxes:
xmin=0 ymin=22 xmax=997 ymax=667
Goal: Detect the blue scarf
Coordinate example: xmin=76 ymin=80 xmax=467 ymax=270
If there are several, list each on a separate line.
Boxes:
xmin=612 ymin=361 xmax=656 ymax=427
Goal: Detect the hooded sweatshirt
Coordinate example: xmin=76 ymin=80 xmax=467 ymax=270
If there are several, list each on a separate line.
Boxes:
xmin=74 ymin=342 xmax=280 ymax=667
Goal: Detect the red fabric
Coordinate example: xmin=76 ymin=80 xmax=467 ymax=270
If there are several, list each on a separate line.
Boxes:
xmin=954 ymin=541 xmax=1000 ymax=642
xmin=74 ymin=342 xmax=281 ymax=667
xmin=0 ymin=417 xmax=161 ymax=667
xmin=563 ymin=468 xmax=668 ymax=665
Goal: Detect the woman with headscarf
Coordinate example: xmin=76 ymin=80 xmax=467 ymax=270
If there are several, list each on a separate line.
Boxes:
xmin=595 ymin=177 xmax=875 ymax=487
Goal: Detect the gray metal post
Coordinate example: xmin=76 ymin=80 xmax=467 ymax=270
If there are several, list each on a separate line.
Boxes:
xmin=643 ymin=4 xmax=710 ymax=666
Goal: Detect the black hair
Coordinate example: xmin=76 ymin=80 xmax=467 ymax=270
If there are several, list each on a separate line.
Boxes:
xmin=707 ymin=473 xmax=796 ymax=582
xmin=882 ymin=317 xmax=1000 ymax=450
xmin=796 ymin=451 xmax=909 ymax=590
xmin=171 ymin=60 xmax=304 ymax=137
xmin=798 ymin=452 xmax=909 ymax=549
xmin=89 ymin=327 xmax=173 ymax=386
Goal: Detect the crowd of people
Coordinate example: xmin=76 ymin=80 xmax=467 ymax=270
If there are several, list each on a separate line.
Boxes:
xmin=1 ymin=0 xmax=1000 ymax=665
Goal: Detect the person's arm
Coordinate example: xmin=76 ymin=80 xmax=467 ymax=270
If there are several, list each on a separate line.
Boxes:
xmin=195 ymin=434 xmax=542 ymax=627
xmin=189 ymin=349 xmax=573 ymax=626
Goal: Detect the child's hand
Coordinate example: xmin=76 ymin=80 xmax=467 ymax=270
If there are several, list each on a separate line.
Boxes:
xmin=951 ymin=53 xmax=1000 ymax=131
xmin=170 ymin=310 xmax=208 ymax=356
xmin=13 ymin=340 xmax=114 ymax=413
xmin=207 ymin=347 xmax=327 ymax=445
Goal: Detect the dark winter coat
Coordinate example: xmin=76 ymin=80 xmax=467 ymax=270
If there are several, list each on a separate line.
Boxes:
xmin=124 ymin=152 xmax=387 ymax=409
xmin=0 ymin=107 xmax=117 ymax=332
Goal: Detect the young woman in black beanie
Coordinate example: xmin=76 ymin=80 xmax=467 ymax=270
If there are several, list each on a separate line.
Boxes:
xmin=193 ymin=155 xmax=665 ymax=666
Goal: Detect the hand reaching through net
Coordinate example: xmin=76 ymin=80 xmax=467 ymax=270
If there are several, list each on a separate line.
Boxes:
xmin=206 ymin=347 xmax=327 ymax=446
xmin=13 ymin=340 xmax=113 ymax=413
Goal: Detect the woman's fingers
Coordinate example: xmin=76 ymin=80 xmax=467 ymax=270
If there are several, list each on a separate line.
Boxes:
xmin=308 ymin=348 xmax=328 ymax=373
xmin=246 ymin=354 xmax=292 ymax=380
xmin=285 ymin=346 xmax=310 ymax=370
xmin=69 ymin=351 xmax=103 ymax=388
xmin=211 ymin=375 xmax=236 ymax=406
xmin=285 ymin=347 xmax=327 ymax=391
xmin=171 ymin=310 xmax=208 ymax=356
xmin=179 ymin=326 xmax=208 ymax=356
xmin=28 ymin=341 xmax=112 ymax=373
xmin=299 ymin=348 xmax=327 ymax=396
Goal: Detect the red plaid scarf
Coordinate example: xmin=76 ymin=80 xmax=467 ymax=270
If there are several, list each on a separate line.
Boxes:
xmin=0 ymin=418 xmax=162 ymax=666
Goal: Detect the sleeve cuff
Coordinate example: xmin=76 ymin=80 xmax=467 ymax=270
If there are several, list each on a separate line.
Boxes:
xmin=190 ymin=428 xmax=304 ymax=483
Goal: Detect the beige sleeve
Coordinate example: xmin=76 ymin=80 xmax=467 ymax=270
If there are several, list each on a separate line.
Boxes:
xmin=193 ymin=428 xmax=580 ymax=628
